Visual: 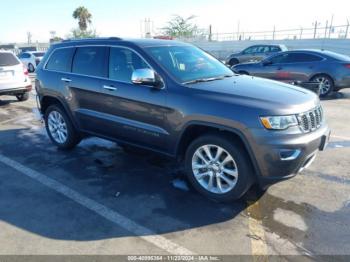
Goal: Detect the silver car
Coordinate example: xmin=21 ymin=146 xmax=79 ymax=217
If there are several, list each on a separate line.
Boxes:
xmin=225 ymin=44 xmax=288 ymax=66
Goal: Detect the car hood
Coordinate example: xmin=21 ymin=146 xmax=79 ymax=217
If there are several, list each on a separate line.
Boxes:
xmin=189 ymin=75 xmax=319 ymax=114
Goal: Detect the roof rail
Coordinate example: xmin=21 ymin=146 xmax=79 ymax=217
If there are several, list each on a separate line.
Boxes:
xmin=62 ymin=37 xmax=122 ymax=42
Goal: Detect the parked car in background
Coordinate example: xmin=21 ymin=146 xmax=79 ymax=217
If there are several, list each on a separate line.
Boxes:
xmin=18 ymin=51 xmax=46 ymax=73
xmin=225 ymin=44 xmax=287 ymax=66
xmin=232 ymin=49 xmax=350 ymax=97
xmin=35 ymin=38 xmax=330 ymax=202
xmin=0 ymin=50 xmax=32 ymax=101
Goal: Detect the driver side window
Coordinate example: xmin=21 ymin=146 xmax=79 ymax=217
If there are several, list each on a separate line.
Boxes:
xmin=269 ymin=53 xmax=289 ymax=64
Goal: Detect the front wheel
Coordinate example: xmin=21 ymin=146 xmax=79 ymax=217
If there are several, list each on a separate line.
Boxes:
xmin=44 ymin=105 xmax=81 ymax=149
xmin=185 ymin=134 xmax=254 ymax=202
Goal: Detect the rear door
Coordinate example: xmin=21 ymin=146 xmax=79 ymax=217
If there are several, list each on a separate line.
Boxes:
xmin=68 ymin=46 xmax=110 ymax=133
xmin=97 ymin=46 xmax=168 ymax=151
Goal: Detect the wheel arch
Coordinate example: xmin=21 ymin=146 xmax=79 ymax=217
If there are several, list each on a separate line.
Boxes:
xmin=40 ymin=95 xmax=79 ymax=129
xmin=175 ymin=121 xmax=261 ymax=179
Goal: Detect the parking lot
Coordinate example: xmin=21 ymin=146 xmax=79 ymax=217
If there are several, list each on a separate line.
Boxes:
xmin=0 ymin=75 xmax=349 ymax=260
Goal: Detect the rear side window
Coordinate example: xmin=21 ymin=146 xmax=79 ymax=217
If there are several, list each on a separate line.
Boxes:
xmin=270 ymin=46 xmax=281 ymax=52
xmin=46 ymin=48 xmax=75 ymax=72
xmin=72 ymin=46 xmax=108 ymax=77
xmin=0 ymin=53 xmax=20 ymax=66
xmin=19 ymin=53 xmax=31 ymax=59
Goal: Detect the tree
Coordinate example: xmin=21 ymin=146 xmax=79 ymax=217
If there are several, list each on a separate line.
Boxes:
xmin=162 ymin=15 xmax=199 ymax=38
xmin=69 ymin=6 xmax=96 ymax=39
xmin=72 ymin=6 xmax=92 ymax=31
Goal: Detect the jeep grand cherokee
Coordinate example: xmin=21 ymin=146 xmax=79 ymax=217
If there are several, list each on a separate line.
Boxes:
xmin=35 ymin=38 xmax=330 ymax=202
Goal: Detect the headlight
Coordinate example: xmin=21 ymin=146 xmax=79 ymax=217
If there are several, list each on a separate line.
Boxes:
xmin=260 ymin=115 xmax=298 ymax=130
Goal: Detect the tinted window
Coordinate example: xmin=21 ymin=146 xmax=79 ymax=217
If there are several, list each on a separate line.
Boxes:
xmin=0 ymin=53 xmax=20 ymax=66
xmin=285 ymin=53 xmax=323 ymax=63
xmin=72 ymin=46 xmax=108 ymax=77
xmin=269 ymin=53 xmax=289 ymax=64
xmin=46 ymin=48 xmax=75 ymax=72
xmin=19 ymin=53 xmax=31 ymax=59
xmin=109 ymin=47 xmax=150 ymax=83
xmin=243 ymin=46 xmax=258 ymax=54
xmin=270 ymin=46 xmax=281 ymax=52
xmin=323 ymin=51 xmax=350 ymax=62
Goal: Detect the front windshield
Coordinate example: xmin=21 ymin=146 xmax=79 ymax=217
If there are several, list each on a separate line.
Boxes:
xmin=145 ymin=45 xmax=233 ymax=83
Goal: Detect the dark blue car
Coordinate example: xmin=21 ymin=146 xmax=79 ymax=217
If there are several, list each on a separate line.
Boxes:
xmin=233 ymin=49 xmax=350 ymax=97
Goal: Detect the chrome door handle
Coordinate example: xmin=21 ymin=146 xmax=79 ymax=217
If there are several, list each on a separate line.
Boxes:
xmin=61 ymin=77 xmax=72 ymax=83
xmin=103 ymin=85 xmax=117 ymax=91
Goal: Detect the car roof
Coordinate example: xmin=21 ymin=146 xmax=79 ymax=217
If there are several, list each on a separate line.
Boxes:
xmin=52 ymin=37 xmax=190 ymax=49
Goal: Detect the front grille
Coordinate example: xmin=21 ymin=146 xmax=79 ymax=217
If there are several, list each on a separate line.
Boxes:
xmin=297 ymin=106 xmax=323 ymax=132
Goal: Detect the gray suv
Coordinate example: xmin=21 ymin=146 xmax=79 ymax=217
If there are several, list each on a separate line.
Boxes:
xmin=35 ymin=38 xmax=330 ymax=202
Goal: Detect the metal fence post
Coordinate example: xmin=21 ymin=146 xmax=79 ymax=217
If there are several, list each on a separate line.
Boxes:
xmin=345 ymin=20 xmax=349 ymax=39
xmin=272 ymin=26 xmax=275 ymax=40
xmin=300 ymin=28 xmax=303 ymax=39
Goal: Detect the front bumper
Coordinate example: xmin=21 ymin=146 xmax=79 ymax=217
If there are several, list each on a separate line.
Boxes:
xmin=248 ymin=124 xmax=330 ymax=188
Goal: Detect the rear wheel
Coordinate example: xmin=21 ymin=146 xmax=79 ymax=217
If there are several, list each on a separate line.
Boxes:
xmin=16 ymin=92 xmax=29 ymax=101
xmin=185 ymin=134 xmax=254 ymax=202
xmin=44 ymin=105 xmax=81 ymax=149
xmin=311 ymin=74 xmax=334 ymax=97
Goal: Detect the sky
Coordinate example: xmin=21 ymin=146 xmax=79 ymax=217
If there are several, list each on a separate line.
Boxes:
xmin=0 ymin=0 xmax=349 ymax=43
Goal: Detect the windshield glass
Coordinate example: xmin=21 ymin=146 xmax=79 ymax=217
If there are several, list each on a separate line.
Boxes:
xmin=146 ymin=45 xmax=233 ymax=83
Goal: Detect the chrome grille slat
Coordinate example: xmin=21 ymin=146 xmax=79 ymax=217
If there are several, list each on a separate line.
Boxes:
xmin=298 ymin=106 xmax=323 ymax=133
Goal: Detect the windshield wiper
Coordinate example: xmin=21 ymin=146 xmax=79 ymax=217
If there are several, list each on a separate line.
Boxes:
xmin=183 ymin=75 xmax=233 ymax=85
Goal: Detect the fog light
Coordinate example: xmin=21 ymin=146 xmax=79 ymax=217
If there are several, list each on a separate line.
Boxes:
xmin=279 ymin=149 xmax=301 ymax=161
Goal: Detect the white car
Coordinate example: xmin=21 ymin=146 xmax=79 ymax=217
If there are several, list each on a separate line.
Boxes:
xmin=18 ymin=51 xmax=45 ymax=73
xmin=0 ymin=51 xmax=32 ymax=101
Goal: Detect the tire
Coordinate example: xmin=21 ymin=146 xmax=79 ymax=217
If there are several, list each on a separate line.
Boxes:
xmin=28 ymin=63 xmax=35 ymax=73
xmin=44 ymin=104 xmax=81 ymax=150
xmin=16 ymin=92 xmax=29 ymax=101
xmin=228 ymin=58 xmax=239 ymax=66
xmin=311 ymin=74 xmax=334 ymax=97
xmin=185 ymin=134 xmax=254 ymax=202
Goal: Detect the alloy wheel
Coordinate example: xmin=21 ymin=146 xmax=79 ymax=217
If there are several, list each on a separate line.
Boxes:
xmin=48 ymin=110 xmax=68 ymax=144
xmin=192 ymin=144 xmax=238 ymax=194
xmin=314 ymin=76 xmax=331 ymax=95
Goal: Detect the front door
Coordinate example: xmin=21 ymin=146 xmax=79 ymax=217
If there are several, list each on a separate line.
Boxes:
xmin=97 ymin=46 xmax=168 ymax=152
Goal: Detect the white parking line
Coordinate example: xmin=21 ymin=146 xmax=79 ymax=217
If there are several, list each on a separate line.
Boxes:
xmin=0 ymin=154 xmax=194 ymax=255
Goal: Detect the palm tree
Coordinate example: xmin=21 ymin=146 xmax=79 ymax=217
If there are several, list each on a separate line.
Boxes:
xmin=72 ymin=6 xmax=92 ymax=31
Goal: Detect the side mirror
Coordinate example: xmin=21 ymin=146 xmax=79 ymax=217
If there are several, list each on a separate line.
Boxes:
xmin=131 ymin=68 xmax=161 ymax=88
xmin=262 ymin=60 xmax=272 ymax=66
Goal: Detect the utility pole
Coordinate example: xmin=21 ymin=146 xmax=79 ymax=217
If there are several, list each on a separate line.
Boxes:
xmin=299 ymin=27 xmax=303 ymax=39
xmin=27 ymin=32 xmax=32 ymax=44
xmin=345 ymin=19 xmax=349 ymax=39
xmin=208 ymin=25 xmax=212 ymax=41
xmin=324 ymin=20 xmax=328 ymax=38
xmin=272 ymin=25 xmax=276 ymax=40
xmin=313 ymin=21 xmax=319 ymax=39
xmin=328 ymin=14 xmax=334 ymax=38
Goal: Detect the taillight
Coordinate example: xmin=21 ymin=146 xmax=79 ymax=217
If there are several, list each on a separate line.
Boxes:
xmin=23 ymin=64 xmax=28 ymax=75
xmin=344 ymin=64 xmax=350 ymax=69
